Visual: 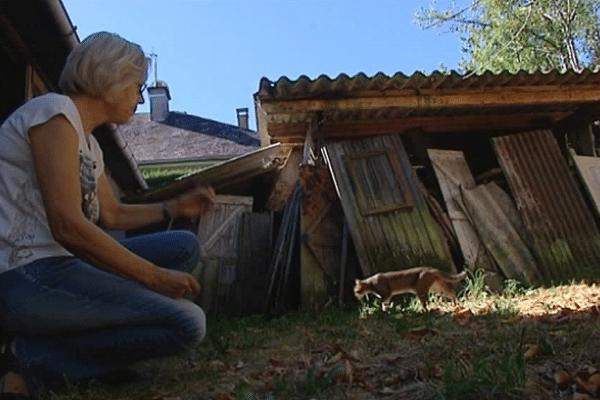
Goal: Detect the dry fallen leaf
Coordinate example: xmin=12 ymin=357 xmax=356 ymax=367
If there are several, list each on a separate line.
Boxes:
xmin=588 ymin=374 xmax=600 ymax=395
xmin=524 ymin=344 xmax=544 ymax=361
xmin=576 ymin=371 xmax=600 ymax=396
xmin=554 ymin=370 xmax=571 ymax=390
xmin=359 ymin=323 xmax=371 ymax=336
xmin=400 ymin=327 xmax=438 ymax=340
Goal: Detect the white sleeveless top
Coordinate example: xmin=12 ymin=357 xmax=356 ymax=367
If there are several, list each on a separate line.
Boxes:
xmin=0 ymin=93 xmax=104 ymax=273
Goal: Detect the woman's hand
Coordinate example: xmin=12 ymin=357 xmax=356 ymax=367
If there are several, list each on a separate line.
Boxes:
xmin=146 ymin=267 xmax=201 ymax=299
xmin=166 ymin=186 xmax=216 ymax=219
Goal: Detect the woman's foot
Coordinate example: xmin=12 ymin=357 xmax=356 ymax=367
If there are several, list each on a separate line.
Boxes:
xmin=0 ymin=371 xmax=28 ymax=395
xmin=0 ymin=342 xmax=29 ymax=398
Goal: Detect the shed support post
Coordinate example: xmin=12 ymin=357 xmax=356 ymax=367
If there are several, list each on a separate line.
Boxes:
xmin=567 ymin=124 xmax=596 ymax=156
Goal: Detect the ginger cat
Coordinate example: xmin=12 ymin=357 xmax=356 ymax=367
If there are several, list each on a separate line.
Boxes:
xmin=354 ymin=267 xmax=467 ymax=312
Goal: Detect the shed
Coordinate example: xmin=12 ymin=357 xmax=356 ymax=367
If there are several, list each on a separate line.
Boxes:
xmin=254 ymin=70 xmax=600 ymax=310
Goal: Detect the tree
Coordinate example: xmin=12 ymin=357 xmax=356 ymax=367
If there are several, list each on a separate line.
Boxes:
xmin=414 ymin=0 xmax=600 ymax=73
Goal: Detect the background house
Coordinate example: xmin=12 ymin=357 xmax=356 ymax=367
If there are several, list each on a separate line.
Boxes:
xmin=117 ymin=82 xmax=260 ymax=187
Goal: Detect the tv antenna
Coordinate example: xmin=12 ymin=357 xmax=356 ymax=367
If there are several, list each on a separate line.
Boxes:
xmin=149 ymin=51 xmax=158 ymax=85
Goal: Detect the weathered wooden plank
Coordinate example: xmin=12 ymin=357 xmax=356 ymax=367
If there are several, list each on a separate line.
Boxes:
xmin=230 ymin=212 xmax=273 ymax=316
xmin=265 ymin=112 xmax=567 ymax=142
xmin=299 ymin=165 xmax=343 ymax=312
xmin=428 ymin=150 xmax=497 ymax=276
xmin=458 ymin=183 xmax=540 ymax=285
xmin=324 ymin=134 xmax=454 ymax=277
xmin=266 ymin=148 xmax=303 ymax=212
xmin=259 ymin=87 xmax=600 ymax=115
xmin=195 ymin=195 xmax=253 ymax=316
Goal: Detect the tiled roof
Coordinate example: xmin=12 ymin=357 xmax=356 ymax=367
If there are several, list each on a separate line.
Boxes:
xmin=117 ymin=113 xmax=260 ymax=163
xmin=164 ymin=112 xmax=260 ymax=146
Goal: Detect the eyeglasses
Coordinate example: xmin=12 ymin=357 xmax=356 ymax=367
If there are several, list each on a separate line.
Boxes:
xmin=138 ymin=83 xmax=147 ymax=104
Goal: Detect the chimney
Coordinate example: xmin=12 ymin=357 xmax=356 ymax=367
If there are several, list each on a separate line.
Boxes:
xmin=147 ymin=81 xmax=171 ymax=122
xmin=236 ymin=107 xmax=249 ymax=130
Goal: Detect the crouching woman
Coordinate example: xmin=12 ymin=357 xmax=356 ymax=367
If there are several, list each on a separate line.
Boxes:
xmin=0 ymin=32 xmax=215 ymax=398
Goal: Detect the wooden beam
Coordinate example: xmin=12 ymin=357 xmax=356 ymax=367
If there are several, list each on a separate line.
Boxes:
xmin=553 ymin=103 xmax=600 ymax=135
xmin=259 ymin=87 xmax=600 ymax=114
xmin=0 ymin=11 xmax=54 ymax=91
xmin=266 ymin=112 xmax=565 ymax=140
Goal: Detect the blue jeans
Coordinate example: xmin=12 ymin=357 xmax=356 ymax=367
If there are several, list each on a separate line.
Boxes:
xmin=0 ymin=231 xmax=206 ymax=394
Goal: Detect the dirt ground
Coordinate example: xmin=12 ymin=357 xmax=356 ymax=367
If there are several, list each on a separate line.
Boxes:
xmin=57 ymin=280 xmax=600 ymax=400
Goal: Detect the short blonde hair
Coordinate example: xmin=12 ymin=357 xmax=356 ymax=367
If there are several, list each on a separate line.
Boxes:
xmin=59 ymin=32 xmax=149 ymax=98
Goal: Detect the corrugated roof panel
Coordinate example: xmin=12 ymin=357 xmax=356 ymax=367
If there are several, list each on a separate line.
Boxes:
xmin=493 ymin=130 xmax=600 ymax=282
xmin=256 ymin=69 xmax=600 ymax=100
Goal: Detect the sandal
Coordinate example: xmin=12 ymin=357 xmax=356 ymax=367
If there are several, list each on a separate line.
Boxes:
xmin=0 ymin=341 xmax=29 ymax=399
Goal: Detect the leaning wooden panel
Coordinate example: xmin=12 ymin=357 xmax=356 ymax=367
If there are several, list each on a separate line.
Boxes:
xmin=195 ymin=195 xmax=253 ymax=316
xmin=493 ymin=130 xmax=600 ymax=282
xmin=323 ymin=134 xmax=454 ymax=277
xmin=300 ymin=165 xmax=343 ymax=312
xmin=428 ymin=150 xmax=500 ymax=283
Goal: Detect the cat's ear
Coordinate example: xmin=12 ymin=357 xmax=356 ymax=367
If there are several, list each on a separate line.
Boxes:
xmin=355 ymin=279 xmax=360 ymax=284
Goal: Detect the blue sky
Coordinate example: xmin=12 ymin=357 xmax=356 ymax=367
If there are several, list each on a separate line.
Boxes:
xmin=62 ymin=0 xmax=464 ymax=130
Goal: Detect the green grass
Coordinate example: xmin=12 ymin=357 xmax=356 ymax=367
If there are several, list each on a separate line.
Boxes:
xmin=44 ymin=271 xmax=600 ymax=400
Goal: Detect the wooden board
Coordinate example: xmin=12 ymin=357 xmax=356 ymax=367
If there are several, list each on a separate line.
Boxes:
xmin=323 ymin=134 xmax=454 ymax=277
xmin=428 ymin=149 xmax=493 ymax=272
xmin=195 ymin=195 xmax=253 ymax=315
xmin=300 ymin=165 xmax=343 ymax=312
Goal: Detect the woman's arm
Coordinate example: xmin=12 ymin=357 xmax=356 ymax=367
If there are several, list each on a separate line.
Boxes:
xmin=96 ymin=175 xmax=164 ymax=230
xmin=28 ymin=115 xmax=200 ymax=298
xmin=96 ymin=175 xmax=215 ymax=231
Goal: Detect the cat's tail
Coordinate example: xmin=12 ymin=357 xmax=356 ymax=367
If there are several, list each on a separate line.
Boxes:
xmin=445 ymin=270 xmax=468 ymax=282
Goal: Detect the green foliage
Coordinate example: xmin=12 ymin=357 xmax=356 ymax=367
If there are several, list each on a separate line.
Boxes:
xmin=414 ymin=0 xmax=600 ymax=73
xmin=141 ymin=167 xmax=198 ymax=189
xmin=461 ymin=268 xmax=488 ymax=303
xmin=439 ymin=327 xmax=527 ymax=399
xmin=234 ymin=382 xmax=258 ymax=400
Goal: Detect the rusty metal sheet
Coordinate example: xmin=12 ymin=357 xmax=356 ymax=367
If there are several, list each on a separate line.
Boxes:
xmin=572 ymin=152 xmax=600 ymax=218
xmin=323 ymin=134 xmax=454 ymax=277
xmin=493 ymin=130 xmax=600 ymax=282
